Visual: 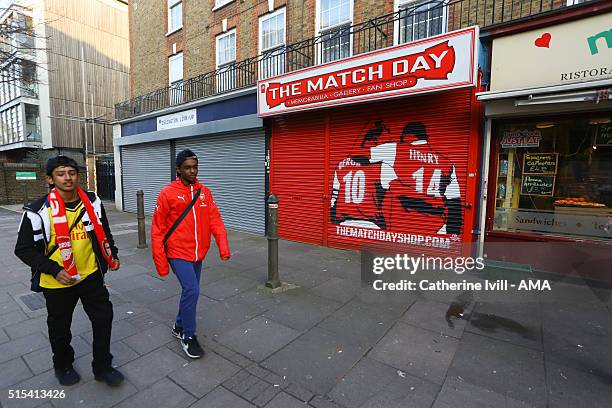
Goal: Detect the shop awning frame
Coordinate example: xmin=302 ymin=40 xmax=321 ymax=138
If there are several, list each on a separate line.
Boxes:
xmin=476 ymin=79 xmax=612 ymax=102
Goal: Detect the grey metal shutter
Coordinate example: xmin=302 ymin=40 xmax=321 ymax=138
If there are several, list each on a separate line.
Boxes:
xmin=176 ymin=129 xmax=265 ymax=234
xmin=121 ymin=141 xmax=171 ymax=214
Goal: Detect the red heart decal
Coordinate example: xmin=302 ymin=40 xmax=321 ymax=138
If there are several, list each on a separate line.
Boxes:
xmin=535 ymin=33 xmax=551 ymax=48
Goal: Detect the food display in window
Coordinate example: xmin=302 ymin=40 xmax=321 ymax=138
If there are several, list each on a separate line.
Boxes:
xmin=493 ymin=116 xmax=612 ymax=239
xmin=553 ymin=198 xmax=607 ymax=208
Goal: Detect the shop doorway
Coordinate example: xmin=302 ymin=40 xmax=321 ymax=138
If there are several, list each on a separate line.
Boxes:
xmin=96 ymin=156 xmax=115 ymax=201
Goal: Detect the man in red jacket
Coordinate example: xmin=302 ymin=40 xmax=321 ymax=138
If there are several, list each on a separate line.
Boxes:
xmin=151 ymin=149 xmax=230 ymax=358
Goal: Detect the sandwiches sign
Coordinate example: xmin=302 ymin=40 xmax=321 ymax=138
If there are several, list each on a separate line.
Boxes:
xmin=257 ymin=27 xmax=478 ymax=116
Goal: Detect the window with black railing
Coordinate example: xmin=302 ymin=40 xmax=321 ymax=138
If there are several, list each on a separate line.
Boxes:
xmin=216 ymin=30 xmax=237 ymax=92
xmin=169 ymin=52 xmax=184 ymax=105
xmin=169 ymin=81 xmax=184 ymax=106
xmin=261 ymin=48 xmax=285 ymax=79
xmin=320 ymin=24 xmax=352 ymax=63
xmin=398 ymin=0 xmax=446 ymax=44
xmin=259 ymin=8 xmax=286 ymax=79
xmin=216 ymin=62 xmax=237 ymax=93
xmin=318 ymin=0 xmax=352 ymax=63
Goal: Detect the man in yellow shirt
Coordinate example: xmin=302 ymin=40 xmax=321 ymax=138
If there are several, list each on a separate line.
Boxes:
xmin=42 ymin=199 xmax=99 ymax=288
xmin=15 ymin=156 xmax=124 ymax=387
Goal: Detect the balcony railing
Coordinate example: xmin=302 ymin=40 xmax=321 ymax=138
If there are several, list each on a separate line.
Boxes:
xmin=115 ymin=0 xmax=597 ymax=121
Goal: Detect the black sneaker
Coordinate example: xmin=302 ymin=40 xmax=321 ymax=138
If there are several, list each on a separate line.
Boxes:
xmin=54 ymin=367 xmax=80 ymax=386
xmin=94 ymin=367 xmax=125 ymax=387
xmin=181 ymin=335 xmax=204 ymax=359
xmin=172 ymin=323 xmax=183 ymax=339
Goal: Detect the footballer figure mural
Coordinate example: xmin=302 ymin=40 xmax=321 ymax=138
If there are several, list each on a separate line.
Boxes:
xmin=330 ymin=120 xmax=397 ymax=230
xmin=329 ymin=120 xmax=464 ymax=243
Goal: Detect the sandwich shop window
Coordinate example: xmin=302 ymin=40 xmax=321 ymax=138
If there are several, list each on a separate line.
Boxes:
xmin=491 ymin=113 xmax=612 ymax=241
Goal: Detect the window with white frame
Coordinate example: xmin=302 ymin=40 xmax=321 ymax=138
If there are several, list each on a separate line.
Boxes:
xmin=216 ymin=30 xmax=236 ymax=67
xmin=259 ymin=8 xmax=286 ymax=79
xmin=214 ymin=0 xmax=234 ymax=10
xmin=169 ymin=52 xmax=183 ymax=84
xmin=318 ymin=0 xmax=353 ymax=63
xmin=216 ymin=30 xmax=236 ymax=92
xmin=397 ymin=0 xmax=446 ymax=44
xmin=168 ymin=52 xmax=183 ymax=104
xmin=168 ymin=0 xmax=182 ymax=33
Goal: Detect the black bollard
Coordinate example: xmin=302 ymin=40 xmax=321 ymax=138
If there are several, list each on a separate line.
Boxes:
xmin=265 ymin=194 xmax=281 ymax=289
xmin=136 ymin=190 xmax=148 ymax=249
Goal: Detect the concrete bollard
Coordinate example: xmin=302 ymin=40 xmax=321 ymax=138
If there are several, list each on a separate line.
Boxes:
xmin=265 ymin=194 xmax=281 ymax=289
xmin=136 ymin=190 xmax=148 ymax=249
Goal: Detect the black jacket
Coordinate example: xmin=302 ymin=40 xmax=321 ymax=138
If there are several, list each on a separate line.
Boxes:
xmin=14 ymin=191 xmax=118 ymax=291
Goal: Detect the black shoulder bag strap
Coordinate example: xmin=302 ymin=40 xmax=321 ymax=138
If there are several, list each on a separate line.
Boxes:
xmin=46 ymin=208 xmax=86 ymax=257
xmin=163 ymin=188 xmax=201 ymax=247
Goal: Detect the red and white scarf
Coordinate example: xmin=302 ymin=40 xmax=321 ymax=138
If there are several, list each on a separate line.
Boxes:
xmin=48 ymin=186 xmax=118 ymax=279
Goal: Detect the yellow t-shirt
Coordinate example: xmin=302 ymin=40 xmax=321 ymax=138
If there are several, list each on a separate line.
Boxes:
xmin=42 ymin=200 xmax=98 ymax=289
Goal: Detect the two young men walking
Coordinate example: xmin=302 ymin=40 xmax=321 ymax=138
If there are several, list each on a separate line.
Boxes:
xmin=13 ymin=149 xmax=229 ymax=390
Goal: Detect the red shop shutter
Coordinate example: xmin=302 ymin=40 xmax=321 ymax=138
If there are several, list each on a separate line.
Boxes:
xmin=271 ymin=112 xmax=327 ymax=245
xmin=326 ymin=89 xmax=477 ymax=256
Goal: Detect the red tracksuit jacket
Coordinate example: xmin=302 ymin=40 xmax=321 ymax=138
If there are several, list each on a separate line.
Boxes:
xmin=151 ymin=178 xmax=230 ymax=276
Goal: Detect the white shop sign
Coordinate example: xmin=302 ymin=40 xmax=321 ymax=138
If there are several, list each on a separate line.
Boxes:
xmin=157 ymin=109 xmax=197 ymax=131
xmin=490 ymin=12 xmax=612 ymax=92
xmin=498 ymin=208 xmax=611 ymax=239
xmin=257 ymin=27 xmax=478 ymax=116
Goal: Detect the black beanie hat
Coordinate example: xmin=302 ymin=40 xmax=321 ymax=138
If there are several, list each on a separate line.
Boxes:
xmin=176 ymin=149 xmax=198 ymax=167
xmin=46 ymin=155 xmax=79 ymax=176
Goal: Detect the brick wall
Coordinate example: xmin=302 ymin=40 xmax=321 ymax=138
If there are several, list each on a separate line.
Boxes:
xmin=129 ymin=0 xmax=401 ymax=99
xmin=0 ymin=164 xmax=49 ymax=205
xmin=286 ymin=0 xmax=316 ymax=45
xmin=130 ymin=0 xmax=167 ymax=97
xmin=447 ymin=0 xmax=569 ymax=31
xmin=354 ymin=0 xmax=393 ymax=25
xmin=0 ymin=163 xmax=88 ymax=205
xmin=184 ymin=0 xmax=215 ymax=79
xmin=208 ymin=0 xmax=268 ymax=63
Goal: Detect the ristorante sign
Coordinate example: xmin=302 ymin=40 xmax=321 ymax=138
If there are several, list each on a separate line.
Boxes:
xmin=257 ymin=27 xmax=478 ymax=116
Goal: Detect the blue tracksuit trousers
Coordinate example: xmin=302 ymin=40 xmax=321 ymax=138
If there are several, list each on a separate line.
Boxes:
xmin=169 ymin=258 xmax=202 ymax=338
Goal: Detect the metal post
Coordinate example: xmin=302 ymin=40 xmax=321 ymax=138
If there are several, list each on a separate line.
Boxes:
xmin=80 ymin=45 xmax=90 ymax=190
xmin=136 ymin=190 xmax=148 ymax=249
xmin=265 ymin=194 xmax=280 ymax=289
xmin=22 ymin=183 xmax=28 ymax=206
xmin=90 ymin=87 xmax=96 ymax=155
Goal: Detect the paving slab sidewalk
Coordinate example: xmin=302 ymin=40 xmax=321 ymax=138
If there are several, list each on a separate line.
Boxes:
xmin=0 ymin=204 xmax=611 ymax=407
